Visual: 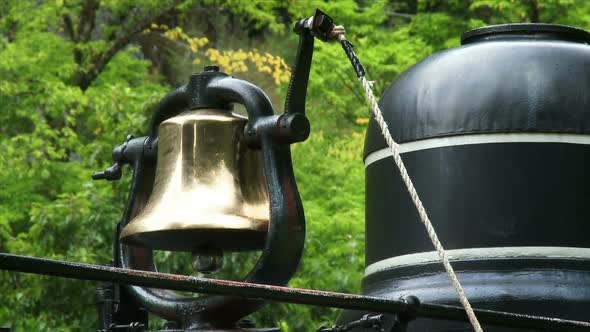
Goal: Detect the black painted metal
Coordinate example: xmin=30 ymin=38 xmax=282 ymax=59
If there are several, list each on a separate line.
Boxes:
xmin=353 ymin=23 xmax=590 ymax=332
xmin=360 ymin=259 xmax=590 ymax=331
xmin=96 ymin=282 xmax=116 ymax=331
xmin=103 ymin=70 xmax=308 ymax=329
xmin=91 ymin=18 xmax=325 ymax=327
xmin=146 ymin=85 xmax=188 ymax=147
xmin=306 ymin=9 xmax=335 ymax=42
xmin=461 ymin=23 xmax=590 ymax=44
xmin=87 ymin=14 xmax=328 ymax=328
xmin=285 ymin=20 xmax=313 ymax=117
xmin=198 ymin=74 xmax=307 ymax=327
xmin=365 ymin=143 xmax=590 ymax=262
xmin=317 ymin=314 xmax=387 ymax=331
xmin=92 ymin=135 xmax=155 ymax=182
xmin=363 ymin=23 xmax=590 ymax=153
xmin=187 ymin=66 xmax=231 ymax=110
xmin=1 ymin=253 xmax=590 ymax=331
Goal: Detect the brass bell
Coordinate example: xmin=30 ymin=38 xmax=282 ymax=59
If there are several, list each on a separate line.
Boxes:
xmin=120 ymin=108 xmax=270 ymax=253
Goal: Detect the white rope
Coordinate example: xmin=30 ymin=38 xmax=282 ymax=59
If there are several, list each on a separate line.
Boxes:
xmin=331 ymin=28 xmax=484 ymax=330
xmin=358 ymin=75 xmax=484 ymax=332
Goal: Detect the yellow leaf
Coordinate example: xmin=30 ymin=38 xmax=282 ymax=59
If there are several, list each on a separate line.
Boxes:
xmin=355 ymin=118 xmax=369 ymax=125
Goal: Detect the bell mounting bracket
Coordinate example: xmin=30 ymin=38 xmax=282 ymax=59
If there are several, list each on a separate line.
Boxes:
xmin=91 ymin=8 xmax=334 ymax=330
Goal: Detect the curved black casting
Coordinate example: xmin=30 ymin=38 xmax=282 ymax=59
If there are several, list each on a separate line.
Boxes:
xmin=87 ymin=9 xmax=358 ymax=329
xmin=107 ymin=71 xmax=308 ymax=328
xmin=91 ymin=18 xmax=320 ymax=327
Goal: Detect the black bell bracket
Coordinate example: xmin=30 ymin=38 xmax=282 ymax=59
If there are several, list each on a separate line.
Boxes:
xmin=91 ymin=9 xmax=338 ymax=330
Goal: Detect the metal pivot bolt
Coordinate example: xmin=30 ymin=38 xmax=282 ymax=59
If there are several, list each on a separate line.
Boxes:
xmin=92 ymin=135 xmax=134 ymax=181
xmin=204 ymin=65 xmax=220 ymax=72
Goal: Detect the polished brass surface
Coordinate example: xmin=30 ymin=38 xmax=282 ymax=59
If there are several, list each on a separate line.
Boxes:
xmin=120 ymin=109 xmax=270 ymax=252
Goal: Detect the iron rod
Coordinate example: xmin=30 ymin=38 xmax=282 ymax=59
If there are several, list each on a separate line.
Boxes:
xmin=1 ymin=253 xmax=589 ymax=331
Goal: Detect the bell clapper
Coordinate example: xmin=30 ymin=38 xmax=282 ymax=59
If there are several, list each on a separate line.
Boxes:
xmin=192 ymin=248 xmax=224 ymax=274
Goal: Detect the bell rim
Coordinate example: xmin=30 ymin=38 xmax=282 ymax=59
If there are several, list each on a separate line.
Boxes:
xmin=120 ymin=227 xmax=268 ymax=252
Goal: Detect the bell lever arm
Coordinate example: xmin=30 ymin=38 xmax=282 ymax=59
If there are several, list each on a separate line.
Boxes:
xmin=285 ymin=8 xmax=339 ymax=116
xmin=279 ymin=9 xmax=338 ymax=144
xmin=285 ymin=7 xmax=339 ymax=116
xmin=283 ymin=16 xmax=314 ymax=117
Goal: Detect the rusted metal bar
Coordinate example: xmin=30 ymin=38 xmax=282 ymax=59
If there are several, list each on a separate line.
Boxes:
xmin=1 ymin=253 xmax=589 ymax=331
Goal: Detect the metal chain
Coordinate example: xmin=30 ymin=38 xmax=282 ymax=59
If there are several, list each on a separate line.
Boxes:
xmin=334 ymin=31 xmax=484 ymax=332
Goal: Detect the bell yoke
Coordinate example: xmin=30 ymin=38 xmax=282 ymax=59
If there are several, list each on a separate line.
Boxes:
xmin=90 ymin=9 xmax=336 ymax=330
xmin=94 ymin=67 xmax=308 ymax=329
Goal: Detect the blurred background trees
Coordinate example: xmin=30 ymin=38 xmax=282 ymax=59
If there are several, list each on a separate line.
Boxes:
xmin=1 ymin=0 xmax=589 ymax=330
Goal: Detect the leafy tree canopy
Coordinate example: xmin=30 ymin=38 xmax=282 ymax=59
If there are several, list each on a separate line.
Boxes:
xmin=1 ymin=0 xmax=590 ymax=330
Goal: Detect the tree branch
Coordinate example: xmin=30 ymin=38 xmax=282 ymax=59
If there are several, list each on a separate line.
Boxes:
xmin=62 ymin=14 xmax=75 ymax=41
xmin=63 ymin=12 xmax=83 ymax=67
xmin=82 ymin=4 xmax=99 ymax=42
xmin=76 ymin=0 xmax=99 ymax=42
xmin=77 ymin=0 xmax=183 ymax=91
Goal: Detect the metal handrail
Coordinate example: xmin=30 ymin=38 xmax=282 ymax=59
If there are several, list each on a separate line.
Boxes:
xmin=1 ymin=253 xmax=589 ymax=331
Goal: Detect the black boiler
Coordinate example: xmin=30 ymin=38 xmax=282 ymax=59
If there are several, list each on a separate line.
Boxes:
xmin=341 ymin=23 xmax=590 ymax=331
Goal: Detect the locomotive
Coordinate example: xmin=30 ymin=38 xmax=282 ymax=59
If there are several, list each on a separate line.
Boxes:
xmin=1 ymin=10 xmax=590 ymax=332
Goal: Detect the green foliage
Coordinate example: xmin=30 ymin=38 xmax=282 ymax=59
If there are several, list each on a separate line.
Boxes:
xmin=2 ymin=0 xmax=590 ymax=331
xmin=0 ymin=1 xmax=167 ymax=329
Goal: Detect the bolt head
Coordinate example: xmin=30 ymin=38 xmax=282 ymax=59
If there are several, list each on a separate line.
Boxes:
xmin=204 ymin=65 xmax=220 ymax=72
